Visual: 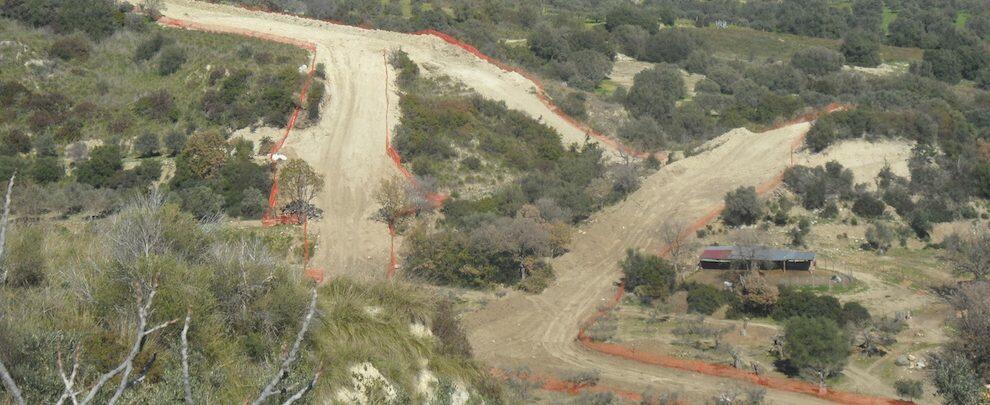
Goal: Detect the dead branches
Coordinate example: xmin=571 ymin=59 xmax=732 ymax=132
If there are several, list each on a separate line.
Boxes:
xmin=79 ymin=278 xmax=177 ymax=405
xmin=55 ymin=347 xmax=82 ymax=405
xmin=251 ymin=287 xmax=319 ymax=405
xmin=0 ymin=172 xmax=15 ymax=285
xmin=0 ymin=173 xmax=22 ymax=405
xmin=0 ymin=357 xmax=25 ymax=405
xmin=181 ymin=308 xmax=193 ymax=405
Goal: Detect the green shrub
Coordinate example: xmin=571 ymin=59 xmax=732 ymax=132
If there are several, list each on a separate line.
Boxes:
xmin=133 ymin=90 xmax=178 ymax=122
xmin=157 ymin=46 xmax=187 ymax=76
xmin=852 ymin=194 xmax=885 ymax=218
xmin=559 ymin=92 xmax=587 ymax=118
xmin=605 ymin=4 xmax=658 ymax=34
xmin=133 ymin=132 xmax=161 ymax=157
xmin=49 ymin=34 xmax=91 ymax=61
xmin=306 ymin=81 xmax=325 ymax=121
xmin=790 ymin=46 xmax=844 ymax=76
xmin=179 ymin=185 xmax=225 ymax=219
xmin=624 ymin=65 xmax=685 ymax=121
xmin=30 ymin=157 xmax=64 ymax=184
xmin=164 ymin=131 xmax=187 ymax=157
xmin=4 ymin=226 xmax=46 ymax=287
xmin=686 ymin=283 xmax=725 ymax=315
xmin=75 ymin=144 xmax=123 ymax=188
xmin=431 ymin=299 xmax=473 ymax=357
xmin=894 ymin=379 xmax=923 ymax=399
xmin=840 ymin=31 xmax=881 ymax=67
xmin=722 ymin=186 xmax=763 ymax=227
xmin=620 ymin=249 xmax=676 ymax=302
xmin=1 ymin=130 xmax=31 ymax=156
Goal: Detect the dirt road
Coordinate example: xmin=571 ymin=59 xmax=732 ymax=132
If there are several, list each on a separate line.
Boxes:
xmin=154 ymin=0 xmax=611 ymax=279
xmin=154 ymin=2 xmax=913 ymax=401
xmin=465 ymin=124 xmax=839 ymax=404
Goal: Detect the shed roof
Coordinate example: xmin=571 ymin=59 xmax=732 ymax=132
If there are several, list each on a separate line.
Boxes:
xmin=699 ymin=246 xmax=815 ymax=262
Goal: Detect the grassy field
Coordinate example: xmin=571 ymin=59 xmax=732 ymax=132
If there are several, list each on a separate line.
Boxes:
xmin=0 ymin=18 xmax=307 ymax=143
xmin=686 ymin=26 xmax=923 ymax=63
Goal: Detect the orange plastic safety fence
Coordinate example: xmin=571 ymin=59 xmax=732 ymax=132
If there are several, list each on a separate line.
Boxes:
xmin=409 ymin=29 xmax=665 ymax=161
xmin=488 ymin=368 xmax=646 ymax=403
xmin=577 ymin=104 xmax=916 ymax=405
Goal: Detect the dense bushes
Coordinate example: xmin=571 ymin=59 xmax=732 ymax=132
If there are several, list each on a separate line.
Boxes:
xmin=2 ymin=0 xmax=124 ymax=40
xmin=783 ymin=161 xmax=854 ymax=210
xmin=624 ymin=65 xmax=685 ymax=121
xmin=620 ymin=249 xmax=676 ymax=302
xmin=201 ymin=67 xmax=302 ymax=129
xmin=770 ymin=288 xmax=871 ymax=326
xmin=684 ymin=283 xmax=729 ymax=315
xmin=790 ymin=47 xmax=845 ymax=76
xmin=722 ymin=186 xmax=763 ymax=227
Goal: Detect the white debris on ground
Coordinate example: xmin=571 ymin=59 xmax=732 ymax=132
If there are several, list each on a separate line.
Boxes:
xmin=409 ymin=322 xmax=433 ymax=338
xmin=364 ymin=305 xmax=382 ymax=317
xmin=414 ymin=367 xmax=439 ymax=403
xmin=334 ymin=362 xmax=398 ymax=404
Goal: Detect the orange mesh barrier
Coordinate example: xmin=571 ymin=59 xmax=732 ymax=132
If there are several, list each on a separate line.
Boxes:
xmin=576 ymin=104 xmax=916 ymax=405
xmin=488 ymin=368 xmax=646 ymax=403
xmin=161 ymin=7 xmax=886 ymax=401
xmin=410 ymin=29 xmax=665 ymax=161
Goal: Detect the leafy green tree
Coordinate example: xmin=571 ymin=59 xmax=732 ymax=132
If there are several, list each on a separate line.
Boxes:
xmin=852 ymin=193 xmax=885 ymax=218
xmin=619 ymin=249 xmax=676 ymax=302
xmin=722 ymin=186 xmax=762 ymax=227
xmin=686 ymin=283 xmax=725 ymax=315
xmin=894 ymin=379 xmax=923 ymax=399
xmin=164 ymin=130 xmax=187 ymax=157
xmin=75 ymin=144 xmax=123 ymax=188
xmin=865 ymin=222 xmax=894 ymax=254
xmin=644 ymin=29 xmax=697 ymax=64
xmin=840 ymin=31 xmax=881 ymax=67
xmin=133 ymin=131 xmax=161 ymax=158
xmin=179 ymin=185 xmax=225 ymax=219
xmin=176 ymin=131 xmax=227 ymax=180
xmin=924 ymin=49 xmax=963 ymax=83
xmin=605 ymin=4 xmax=658 ymax=34
xmin=888 ymin=14 xmax=925 ymax=47
xmin=930 ymin=352 xmax=985 ymax=405
xmin=790 ymin=47 xmax=845 ymax=76
xmin=783 ymin=316 xmax=850 ymax=392
xmin=279 ymin=159 xmax=325 ymax=206
xmin=157 ymin=46 xmax=187 ymax=76
xmin=30 ymin=157 xmax=63 ymax=184
xmin=624 ymin=65 xmax=685 ymax=121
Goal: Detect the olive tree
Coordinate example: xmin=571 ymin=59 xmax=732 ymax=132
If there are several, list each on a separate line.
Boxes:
xmin=722 ymin=186 xmax=763 ymax=227
xmin=783 ymin=316 xmax=850 ymax=392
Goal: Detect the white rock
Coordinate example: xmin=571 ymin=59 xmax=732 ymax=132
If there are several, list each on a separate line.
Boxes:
xmin=410 ymin=322 xmax=433 ymax=339
xmin=334 ymin=362 xmax=398 ymax=405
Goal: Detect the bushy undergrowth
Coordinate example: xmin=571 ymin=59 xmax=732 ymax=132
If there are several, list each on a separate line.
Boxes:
xmin=0 ymin=15 xmax=321 ymax=219
xmin=391 ymin=51 xmax=645 ymax=291
xmin=0 ymin=195 xmax=499 ymax=403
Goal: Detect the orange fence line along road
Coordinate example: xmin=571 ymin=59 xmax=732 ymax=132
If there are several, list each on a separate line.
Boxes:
xmin=575 ymin=103 xmax=916 ymax=405
xmin=160 ymin=6 xmax=901 ymax=402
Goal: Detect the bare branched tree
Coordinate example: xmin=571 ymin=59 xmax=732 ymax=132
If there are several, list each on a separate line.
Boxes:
xmin=81 ymin=278 xmax=177 ymax=405
xmin=660 ymin=217 xmax=700 ymax=280
xmin=55 ymin=347 xmax=82 ymax=405
xmin=0 ymin=172 xmax=15 ymax=285
xmin=0 ymin=172 xmax=24 ymax=405
xmin=181 ymin=308 xmax=193 ymax=405
xmin=251 ymin=287 xmax=320 ymax=405
xmin=105 ymin=191 xmax=169 ymax=268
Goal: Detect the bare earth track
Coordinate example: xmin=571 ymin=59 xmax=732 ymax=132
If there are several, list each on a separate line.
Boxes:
xmin=154 ymin=2 xmax=915 ymax=402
